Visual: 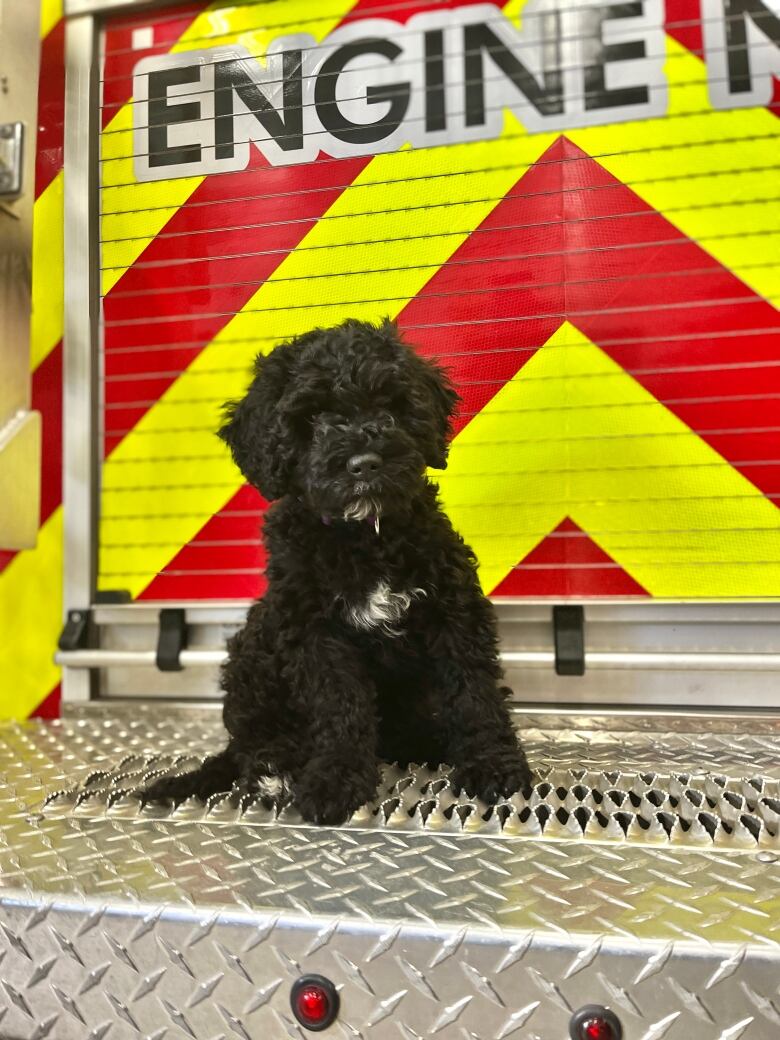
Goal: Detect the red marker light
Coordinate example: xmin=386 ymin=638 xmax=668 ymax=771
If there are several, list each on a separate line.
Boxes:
xmin=569 ymin=1005 xmax=623 ymax=1040
xmin=583 ymin=1017 xmax=617 ymax=1040
xmin=298 ymin=986 xmax=329 ymax=1024
xmin=290 ymin=975 xmax=340 ymax=1031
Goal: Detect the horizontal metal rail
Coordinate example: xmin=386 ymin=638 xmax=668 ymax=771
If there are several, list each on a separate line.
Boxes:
xmin=56 ymin=649 xmax=227 ymax=667
xmin=56 ymin=648 xmax=780 ymax=671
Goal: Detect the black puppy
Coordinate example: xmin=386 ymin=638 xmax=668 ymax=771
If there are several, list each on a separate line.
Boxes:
xmin=144 ymin=319 xmax=531 ymax=824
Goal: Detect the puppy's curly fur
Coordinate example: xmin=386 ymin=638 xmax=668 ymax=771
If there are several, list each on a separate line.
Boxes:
xmin=144 ymin=319 xmax=531 ymax=824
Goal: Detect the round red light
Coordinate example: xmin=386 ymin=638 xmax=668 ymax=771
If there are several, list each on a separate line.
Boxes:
xmin=582 ymin=1018 xmax=616 ymax=1040
xmin=297 ymin=985 xmax=329 ymax=1024
xmin=569 ymin=1006 xmax=622 ymax=1040
xmin=290 ymin=975 xmax=340 ymax=1031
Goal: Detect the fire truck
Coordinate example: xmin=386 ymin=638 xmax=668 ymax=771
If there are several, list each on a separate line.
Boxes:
xmin=0 ymin=0 xmax=778 ymax=1036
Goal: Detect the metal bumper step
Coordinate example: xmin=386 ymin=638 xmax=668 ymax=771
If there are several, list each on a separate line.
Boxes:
xmin=42 ymin=758 xmax=780 ymax=851
xmin=1 ymin=706 xmax=779 ymax=1039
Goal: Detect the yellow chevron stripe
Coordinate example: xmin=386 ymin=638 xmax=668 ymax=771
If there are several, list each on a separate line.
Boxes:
xmin=40 ymin=0 xmax=62 ymax=39
xmin=97 ymin=2 xmax=779 ymax=598
xmin=568 ymin=38 xmax=779 ymax=303
xmin=0 ymin=509 xmax=62 ymax=720
xmin=99 ymin=117 xmax=557 ymax=595
xmin=438 ymin=321 xmax=780 ymax=597
xmin=100 ymin=0 xmax=360 ymax=295
xmin=31 ymin=170 xmax=64 ymax=370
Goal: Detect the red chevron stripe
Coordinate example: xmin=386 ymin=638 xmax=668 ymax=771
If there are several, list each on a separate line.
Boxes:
xmin=664 ymin=0 xmax=780 ymax=117
xmin=493 ymin=518 xmax=649 ymax=596
xmin=400 ymin=137 xmax=568 ymax=432
xmin=126 ymin=1 xmax=779 ymax=603
xmin=397 ymin=136 xmax=780 ymax=498
xmin=0 ymin=15 xmax=66 ymax=724
xmin=0 ymin=9 xmax=200 ymax=570
xmin=102 ymin=147 xmax=370 ymax=455
xmin=102 ymin=151 xmax=371 ymax=455
xmin=665 ymin=0 xmax=706 ymax=54
xmin=137 ymin=132 xmax=780 ymax=600
xmin=101 ymin=3 xmax=210 ymax=129
xmin=30 ymin=684 xmax=61 ymax=719
xmin=343 ymin=0 xmax=491 ymax=21
xmin=36 ymin=18 xmax=65 ymax=198
xmin=101 ymin=1 xmax=405 ymax=458
xmin=33 ymin=340 xmax=63 ymax=527
xmin=0 ymin=341 xmax=63 ymax=576
xmin=139 ymin=485 xmax=268 ymax=600
xmin=559 ymin=139 xmax=780 ymax=496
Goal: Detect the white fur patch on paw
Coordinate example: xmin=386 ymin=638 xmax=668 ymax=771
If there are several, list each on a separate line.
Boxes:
xmin=255 ymin=774 xmax=291 ymax=800
xmin=347 ymin=581 xmax=425 ymax=635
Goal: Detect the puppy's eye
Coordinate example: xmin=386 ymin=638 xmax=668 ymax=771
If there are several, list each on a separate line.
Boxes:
xmin=315 ymin=412 xmax=351 ymax=432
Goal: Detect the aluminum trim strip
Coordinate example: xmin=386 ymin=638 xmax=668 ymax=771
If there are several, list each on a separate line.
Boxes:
xmin=55 ymin=647 xmax=780 ymax=671
xmin=63 ymin=13 xmax=100 ymax=703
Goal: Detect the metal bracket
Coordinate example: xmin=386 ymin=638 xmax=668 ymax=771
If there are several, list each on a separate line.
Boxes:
xmin=94 ymin=589 xmax=131 ymax=604
xmin=0 ymin=122 xmax=24 ymax=196
xmin=156 ymin=608 xmax=188 ymax=672
xmin=58 ymin=609 xmax=91 ymax=652
xmin=553 ymin=605 xmax=585 ymax=676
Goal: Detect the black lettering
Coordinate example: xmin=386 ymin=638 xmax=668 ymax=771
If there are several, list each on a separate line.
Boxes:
xmin=584 ymin=3 xmax=649 ymax=111
xmin=464 ymin=21 xmax=563 ymax=124
xmin=424 ymin=30 xmax=447 ymax=131
xmin=148 ymin=65 xmax=202 ymax=168
xmin=723 ymin=0 xmax=780 ymax=92
xmin=215 ymin=51 xmax=303 ymax=157
xmin=315 ymin=39 xmax=411 ymax=144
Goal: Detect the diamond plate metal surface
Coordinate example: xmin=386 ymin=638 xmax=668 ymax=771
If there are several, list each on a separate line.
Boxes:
xmin=1 ymin=707 xmax=779 ymax=1039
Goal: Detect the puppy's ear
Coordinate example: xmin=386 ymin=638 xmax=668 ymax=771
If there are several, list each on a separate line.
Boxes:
xmin=386 ymin=320 xmax=460 ymax=470
xmin=419 ymin=356 xmax=459 ymax=469
xmin=218 ymin=347 xmax=296 ymax=500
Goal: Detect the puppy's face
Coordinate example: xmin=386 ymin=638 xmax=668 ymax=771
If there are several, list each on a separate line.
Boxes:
xmin=219 ymin=320 xmax=458 ymax=520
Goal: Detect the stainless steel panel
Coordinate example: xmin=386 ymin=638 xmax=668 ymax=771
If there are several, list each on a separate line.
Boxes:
xmin=63 ymin=14 xmax=100 ymax=702
xmin=1 ymin=708 xmax=779 ymax=1038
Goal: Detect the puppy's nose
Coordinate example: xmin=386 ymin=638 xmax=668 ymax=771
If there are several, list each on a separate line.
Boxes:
xmin=347 ymin=452 xmax=383 ymax=478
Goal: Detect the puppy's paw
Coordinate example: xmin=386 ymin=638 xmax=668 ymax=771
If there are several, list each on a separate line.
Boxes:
xmin=450 ymin=747 xmax=532 ymax=802
xmin=140 ymin=772 xmax=200 ymax=805
xmin=237 ymin=771 xmax=292 ymax=810
xmin=293 ymin=759 xmax=380 ymax=826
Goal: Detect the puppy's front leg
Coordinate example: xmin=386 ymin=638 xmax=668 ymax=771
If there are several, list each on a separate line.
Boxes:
xmin=439 ymin=669 xmax=532 ymax=801
xmin=430 ymin=602 xmax=532 ymax=800
xmin=289 ymin=629 xmax=380 ymax=825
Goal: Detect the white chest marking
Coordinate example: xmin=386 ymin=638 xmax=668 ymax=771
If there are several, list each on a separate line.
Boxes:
xmin=347 ymin=580 xmax=424 ymax=635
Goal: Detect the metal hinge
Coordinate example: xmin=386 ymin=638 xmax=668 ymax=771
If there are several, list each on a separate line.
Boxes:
xmin=0 ymin=122 xmax=24 ymax=197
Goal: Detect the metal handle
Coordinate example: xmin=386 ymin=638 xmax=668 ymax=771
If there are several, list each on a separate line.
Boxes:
xmin=55 ymin=648 xmax=780 ymax=670
xmin=55 ymin=649 xmax=226 ymax=668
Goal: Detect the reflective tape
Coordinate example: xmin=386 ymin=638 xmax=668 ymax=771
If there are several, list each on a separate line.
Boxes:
xmin=440 ymin=322 xmax=780 ymax=597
